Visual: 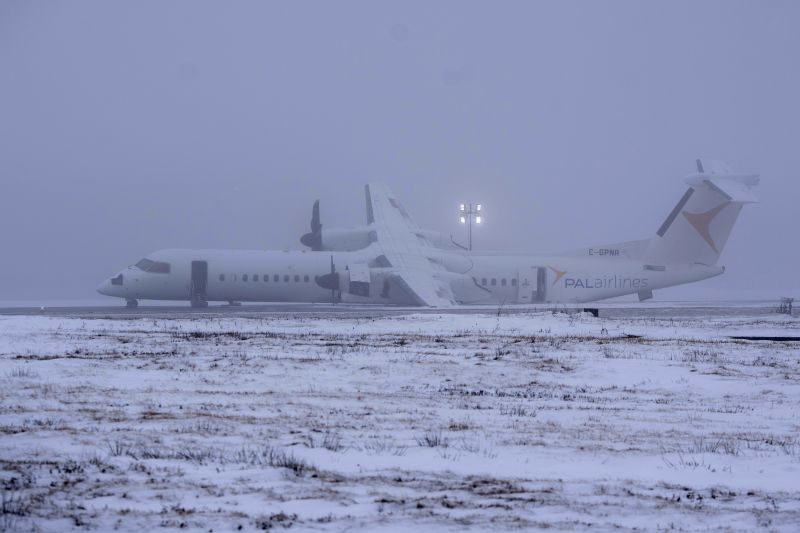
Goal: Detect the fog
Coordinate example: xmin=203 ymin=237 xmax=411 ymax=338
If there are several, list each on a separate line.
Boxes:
xmin=1 ymin=1 xmax=798 ymax=302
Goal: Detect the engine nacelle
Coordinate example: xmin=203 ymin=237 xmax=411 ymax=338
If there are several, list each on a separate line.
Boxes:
xmin=316 ymin=265 xmax=418 ymax=305
xmin=303 ymin=221 xmax=463 ymax=253
xmin=321 ymin=227 xmax=374 ymax=252
xmin=302 ymin=226 xmax=374 ymax=252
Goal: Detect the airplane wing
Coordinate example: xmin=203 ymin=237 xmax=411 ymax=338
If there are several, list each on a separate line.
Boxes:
xmin=366 ymin=184 xmax=457 ymax=307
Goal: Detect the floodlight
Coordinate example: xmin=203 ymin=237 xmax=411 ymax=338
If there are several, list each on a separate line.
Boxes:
xmin=457 ymin=202 xmax=483 ymax=250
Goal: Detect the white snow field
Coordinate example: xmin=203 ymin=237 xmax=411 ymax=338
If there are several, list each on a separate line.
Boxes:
xmin=1 ymin=310 xmax=799 ymax=531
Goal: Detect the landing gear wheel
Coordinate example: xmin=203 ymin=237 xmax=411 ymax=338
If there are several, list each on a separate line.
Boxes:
xmin=125 ymin=299 xmax=138 ymax=309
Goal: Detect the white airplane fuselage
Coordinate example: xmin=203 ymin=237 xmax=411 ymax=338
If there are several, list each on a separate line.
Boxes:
xmin=97 ymin=167 xmax=757 ymax=307
xmin=97 ymin=247 xmax=723 ymax=305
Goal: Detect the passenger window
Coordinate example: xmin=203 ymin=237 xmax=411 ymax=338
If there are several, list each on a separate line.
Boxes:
xmin=294 ymin=275 xmax=300 ymax=282
xmin=274 ymin=275 xmax=279 ymax=282
xmin=284 ymin=275 xmax=289 ymax=282
xmin=491 ymin=278 xmax=496 ymax=286
xmin=219 ymin=274 xmax=225 ymax=282
xmin=511 ymin=278 xmax=517 ymax=286
xmin=304 ymin=275 xmax=309 ymax=282
xmin=482 ymin=278 xmax=487 ymax=285
xmin=253 ymin=274 xmax=259 ymax=282
xmin=501 ymin=278 xmax=507 ymax=286
xmin=264 ymin=274 xmax=269 ymax=282
xmin=242 ymin=274 xmax=248 ymax=282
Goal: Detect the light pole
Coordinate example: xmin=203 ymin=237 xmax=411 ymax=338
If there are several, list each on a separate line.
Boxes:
xmin=459 ymin=203 xmax=482 ymax=251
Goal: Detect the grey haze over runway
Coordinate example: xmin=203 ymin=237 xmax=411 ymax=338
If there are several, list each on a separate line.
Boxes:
xmin=1 ymin=1 xmax=798 ymax=302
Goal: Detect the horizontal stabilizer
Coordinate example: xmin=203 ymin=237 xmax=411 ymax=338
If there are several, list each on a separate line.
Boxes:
xmin=685 ymin=175 xmax=760 ymax=203
xmin=695 ymin=158 xmax=731 ymax=175
xmin=688 ymin=158 xmax=759 ymax=203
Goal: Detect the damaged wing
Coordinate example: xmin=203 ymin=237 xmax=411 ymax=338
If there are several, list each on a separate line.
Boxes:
xmin=366 ymin=184 xmax=457 ymax=307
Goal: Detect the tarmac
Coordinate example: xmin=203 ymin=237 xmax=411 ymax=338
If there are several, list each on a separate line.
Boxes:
xmin=0 ymin=300 xmax=792 ymax=320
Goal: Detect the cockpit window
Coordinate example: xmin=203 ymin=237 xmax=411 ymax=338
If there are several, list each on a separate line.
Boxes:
xmin=149 ymin=261 xmax=170 ymax=273
xmin=135 ymin=259 xmax=154 ymax=271
xmin=135 ymin=258 xmax=171 ymax=274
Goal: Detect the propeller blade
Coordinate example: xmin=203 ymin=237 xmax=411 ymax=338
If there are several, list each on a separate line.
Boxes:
xmin=314 ymin=256 xmax=340 ymax=304
xmin=311 ymin=200 xmax=321 ymax=233
xmin=300 ymin=200 xmax=323 ymax=250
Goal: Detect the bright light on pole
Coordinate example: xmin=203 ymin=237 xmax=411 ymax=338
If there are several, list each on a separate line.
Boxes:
xmin=458 ymin=202 xmax=483 ymax=251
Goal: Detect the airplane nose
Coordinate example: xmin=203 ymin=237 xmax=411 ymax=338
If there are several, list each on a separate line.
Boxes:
xmin=96 ymin=280 xmax=111 ymax=296
xmin=97 ymin=273 xmax=123 ymax=296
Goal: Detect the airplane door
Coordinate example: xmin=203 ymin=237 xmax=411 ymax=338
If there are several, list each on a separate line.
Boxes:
xmin=533 ymin=267 xmax=546 ymax=303
xmin=190 ymin=260 xmax=208 ymax=307
xmin=517 ymin=266 xmax=546 ymax=303
xmin=517 ymin=270 xmax=531 ymax=303
xmin=519 ymin=266 xmax=546 ymax=303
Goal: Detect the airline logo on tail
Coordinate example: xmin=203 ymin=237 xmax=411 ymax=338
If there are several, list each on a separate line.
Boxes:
xmin=681 ymin=202 xmax=730 ymax=253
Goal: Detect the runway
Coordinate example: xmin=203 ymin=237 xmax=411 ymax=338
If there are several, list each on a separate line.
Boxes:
xmin=0 ymin=300 xmax=791 ymax=320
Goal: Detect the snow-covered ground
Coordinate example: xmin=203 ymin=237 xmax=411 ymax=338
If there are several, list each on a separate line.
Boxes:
xmin=1 ymin=311 xmax=799 ymax=531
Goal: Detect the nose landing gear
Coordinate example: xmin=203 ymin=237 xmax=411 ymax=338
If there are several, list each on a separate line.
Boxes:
xmin=126 ymin=299 xmax=138 ymax=308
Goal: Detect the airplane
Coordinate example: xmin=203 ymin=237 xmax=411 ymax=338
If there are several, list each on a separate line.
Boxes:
xmin=97 ymin=160 xmax=759 ymax=308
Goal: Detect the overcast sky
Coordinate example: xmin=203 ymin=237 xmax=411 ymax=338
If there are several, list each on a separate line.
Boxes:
xmin=1 ymin=1 xmax=798 ymax=302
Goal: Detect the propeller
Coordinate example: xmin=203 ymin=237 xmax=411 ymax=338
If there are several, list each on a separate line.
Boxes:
xmin=314 ymin=255 xmax=340 ymax=304
xmin=300 ymin=200 xmax=323 ymax=251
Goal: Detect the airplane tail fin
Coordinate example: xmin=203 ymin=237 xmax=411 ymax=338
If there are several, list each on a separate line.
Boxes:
xmin=643 ymin=159 xmax=759 ymax=267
